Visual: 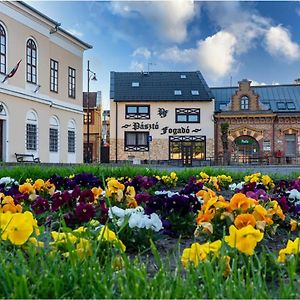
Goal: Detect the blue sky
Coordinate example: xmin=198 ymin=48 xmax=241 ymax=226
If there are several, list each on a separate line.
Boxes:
xmin=27 ymin=1 xmax=300 ymax=109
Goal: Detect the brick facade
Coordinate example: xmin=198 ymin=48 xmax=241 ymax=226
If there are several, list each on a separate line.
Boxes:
xmin=214 ymin=79 xmax=300 ymax=164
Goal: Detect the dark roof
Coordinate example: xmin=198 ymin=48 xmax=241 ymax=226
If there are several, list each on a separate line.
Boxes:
xmin=110 ymin=71 xmax=213 ymax=102
xmin=83 ymin=92 xmax=98 ymax=108
xmin=211 ymin=84 xmax=300 ymax=113
xmin=19 ymin=1 xmax=92 ymax=49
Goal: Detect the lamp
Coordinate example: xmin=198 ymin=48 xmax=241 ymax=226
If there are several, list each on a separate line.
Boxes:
xmin=86 ymin=60 xmax=97 ymax=163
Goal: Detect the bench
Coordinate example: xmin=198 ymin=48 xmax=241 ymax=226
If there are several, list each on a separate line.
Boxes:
xmin=15 ymin=153 xmax=40 ymax=163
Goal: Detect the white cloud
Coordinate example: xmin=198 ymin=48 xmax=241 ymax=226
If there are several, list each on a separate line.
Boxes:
xmin=265 ymin=26 xmax=300 ymax=61
xmin=110 ymin=1 xmax=196 ymax=43
xmin=296 ymin=8 xmax=300 ymax=16
xmin=66 ymin=28 xmax=83 ymax=38
xmin=195 ymin=31 xmax=237 ymax=78
xmin=159 ymin=46 xmax=194 ymax=64
xmin=132 ymin=47 xmax=151 ymax=59
xmin=130 ymin=60 xmax=145 ymax=72
xmin=250 ymin=80 xmax=267 ymax=86
xmin=160 ymin=31 xmax=236 ymax=79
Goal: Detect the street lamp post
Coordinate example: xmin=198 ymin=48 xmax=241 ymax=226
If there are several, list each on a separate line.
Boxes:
xmin=86 ymin=60 xmax=97 ymax=163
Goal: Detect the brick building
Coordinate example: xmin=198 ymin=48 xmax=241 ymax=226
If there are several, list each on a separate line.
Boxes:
xmin=212 ymin=79 xmax=300 ymax=164
xmin=83 ymin=91 xmax=101 ymax=163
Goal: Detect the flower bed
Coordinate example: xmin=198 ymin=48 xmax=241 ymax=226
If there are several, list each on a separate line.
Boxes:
xmin=0 ymin=170 xmax=299 ymax=298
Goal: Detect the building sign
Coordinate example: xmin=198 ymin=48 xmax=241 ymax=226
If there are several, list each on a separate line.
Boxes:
xmin=263 ymin=141 xmax=271 ymax=151
xmin=158 ymin=108 xmax=168 ymax=118
xmin=235 ymin=139 xmax=254 ymax=145
xmin=121 ymin=121 xmax=201 ymax=136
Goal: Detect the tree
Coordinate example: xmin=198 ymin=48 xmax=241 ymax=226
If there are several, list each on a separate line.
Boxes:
xmin=221 ymin=123 xmax=230 ymax=165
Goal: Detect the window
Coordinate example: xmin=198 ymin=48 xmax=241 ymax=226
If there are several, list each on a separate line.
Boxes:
xmin=50 ymin=59 xmax=58 ymax=93
xmin=169 ymin=136 xmax=206 ymax=160
xmin=125 ymin=105 xmax=150 ymax=119
xmin=287 ymin=102 xmax=296 ymax=110
xmin=26 ymin=110 xmax=38 ymax=151
xmin=49 ymin=116 xmax=59 ymax=153
xmin=26 ymin=124 xmax=37 ymax=150
xmin=125 ymin=131 xmax=149 ymax=151
xmin=26 ymin=39 xmax=37 ymax=84
xmin=68 ymin=120 xmax=76 ymax=153
xmin=191 ymin=90 xmax=199 ymax=95
xmin=68 ymin=67 xmax=76 ymax=98
xmin=131 ymin=82 xmax=139 ymax=87
xmin=219 ymin=103 xmax=228 ymax=111
xmin=240 ymin=96 xmax=249 ymax=110
xmin=68 ymin=130 xmax=75 ymax=153
xmin=174 ymin=90 xmax=182 ymax=95
xmin=262 ymin=102 xmax=271 ymax=110
xmin=0 ymin=24 xmax=6 ymax=75
xmin=277 ymin=102 xmax=286 ymax=110
xmin=49 ymin=128 xmax=58 ymax=152
xmin=176 ymin=108 xmax=200 ymax=123
xmin=180 ymin=74 xmax=186 ymax=79
xmin=285 ymin=134 xmax=296 ymax=157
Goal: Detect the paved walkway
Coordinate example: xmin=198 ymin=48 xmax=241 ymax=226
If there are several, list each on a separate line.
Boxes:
xmin=146 ymin=164 xmax=300 ymax=175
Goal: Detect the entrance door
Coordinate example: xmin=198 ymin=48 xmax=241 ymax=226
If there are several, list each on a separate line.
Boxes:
xmin=182 ymin=145 xmax=193 ymax=166
xmin=0 ymin=120 xmax=2 ymax=161
xmin=234 ymin=135 xmax=259 ymax=164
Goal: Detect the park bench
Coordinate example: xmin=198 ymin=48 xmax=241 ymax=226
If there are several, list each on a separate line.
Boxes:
xmin=15 ymin=153 xmax=40 ymax=163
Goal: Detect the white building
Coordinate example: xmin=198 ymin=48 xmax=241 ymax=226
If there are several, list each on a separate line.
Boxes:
xmin=0 ymin=1 xmax=91 ymax=163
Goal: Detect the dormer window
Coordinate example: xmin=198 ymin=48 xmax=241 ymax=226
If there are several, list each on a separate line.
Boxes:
xmin=132 ymin=82 xmax=139 ymax=87
xmin=287 ymin=102 xmax=296 ymax=110
xmin=240 ymin=96 xmax=249 ymax=110
xmin=180 ymin=74 xmax=186 ymax=79
xmin=174 ymin=90 xmax=182 ymax=95
xmin=191 ymin=90 xmax=199 ymax=95
xmin=277 ymin=102 xmax=286 ymax=110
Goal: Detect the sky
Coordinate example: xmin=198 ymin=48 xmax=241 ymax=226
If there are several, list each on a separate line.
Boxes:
xmin=25 ymin=1 xmax=300 ymax=110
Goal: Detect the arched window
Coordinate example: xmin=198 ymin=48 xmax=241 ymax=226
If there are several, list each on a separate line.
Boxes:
xmin=0 ymin=24 xmax=6 ymax=75
xmin=26 ymin=38 xmax=37 ymax=83
xmin=67 ymin=120 xmax=76 ymax=153
xmin=49 ymin=116 xmax=59 ymax=153
xmin=241 ymin=96 xmax=249 ymax=110
xmin=26 ymin=110 xmax=38 ymax=151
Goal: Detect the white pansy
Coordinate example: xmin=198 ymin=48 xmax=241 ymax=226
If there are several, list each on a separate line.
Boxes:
xmin=0 ymin=177 xmax=19 ymax=190
xmin=229 ymin=181 xmax=245 ymax=191
xmin=287 ymin=189 xmax=300 ymax=201
xmin=109 ymin=206 xmax=163 ymax=232
xmin=145 ymin=213 xmax=163 ymax=232
xmin=0 ymin=176 xmax=18 ymax=185
xmin=155 ymin=190 xmax=179 ymax=197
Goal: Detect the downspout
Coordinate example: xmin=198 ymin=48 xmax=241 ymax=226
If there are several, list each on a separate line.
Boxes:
xmin=214 ymin=115 xmax=218 ymax=164
xmin=115 ymin=101 xmax=118 ymax=163
xmin=272 ymin=115 xmax=276 ymax=164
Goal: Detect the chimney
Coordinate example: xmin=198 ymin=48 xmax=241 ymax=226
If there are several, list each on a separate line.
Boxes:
xmin=294 ymin=78 xmax=300 ymax=84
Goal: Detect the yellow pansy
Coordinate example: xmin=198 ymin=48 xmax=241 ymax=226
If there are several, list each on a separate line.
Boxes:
xmin=1 ymin=195 xmax=22 ymax=213
xmin=181 ymin=240 xmax=222 ymax=268
xmin=19 ymin=182 xmax=35 ymax=195
xmin=97 ymin=225 xmax=126 ymax=252
xmin=290 ymin=219 xmax=298 ymax=232
xmin=33 ymin=179 xmax=45 ymax=191
xmin=224 ymin=225 xmax=264 ymax=256
xmin=277 ymin=238 xmax=300 ymax=263
xmin=234 ymin=213 xmax=256 ymax=229
xmin=91 ymin=187 xmax=104 ymax=202
xmin=1 ymin=212 xmax=35 ymax=245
